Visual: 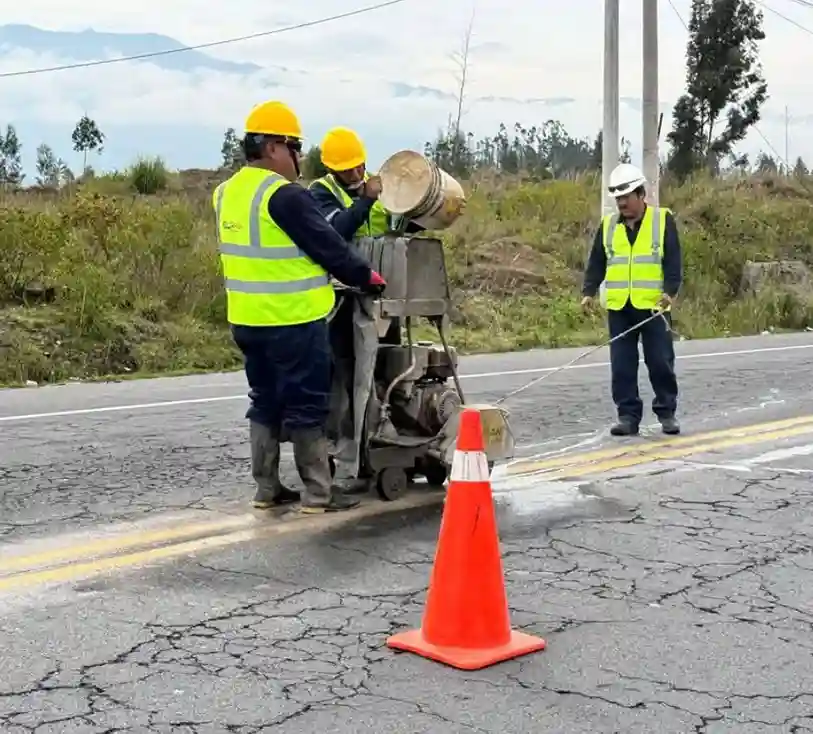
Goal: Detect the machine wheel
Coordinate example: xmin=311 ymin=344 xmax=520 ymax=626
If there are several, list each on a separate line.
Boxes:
xmin=376 ymin=467 xmax=408 ymax=501
xmin=423 ymin=461 xmax=448 ymax=487
xmin=328 ymin=456 xmax=336 ymax=478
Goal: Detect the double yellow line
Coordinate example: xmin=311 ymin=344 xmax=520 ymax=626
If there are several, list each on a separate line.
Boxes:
xmin=0 ymin=494 xmax=443 ymax=595
xmin=506 ymin=414 xmax=813 ymax=479
xmin=3 ymin=414 xmax=811 ymax=596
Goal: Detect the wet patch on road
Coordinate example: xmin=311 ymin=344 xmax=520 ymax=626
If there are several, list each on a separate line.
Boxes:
xmin=492 ymin=480 xmax=632 ymax=539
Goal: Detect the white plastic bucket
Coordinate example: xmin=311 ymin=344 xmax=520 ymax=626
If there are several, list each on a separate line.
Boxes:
xmin=378 ymin=150 xmax=466 ymax=231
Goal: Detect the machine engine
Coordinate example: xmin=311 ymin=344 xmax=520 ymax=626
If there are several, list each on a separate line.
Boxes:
xmin=376 ymin=342 xmax=461 ymax=435
xmin=334 ymin=232 xmax=515 ymax=500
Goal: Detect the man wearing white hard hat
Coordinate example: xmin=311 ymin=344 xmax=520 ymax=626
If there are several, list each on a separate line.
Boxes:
xmin=581 ymin=163 xmax=682 ymax=437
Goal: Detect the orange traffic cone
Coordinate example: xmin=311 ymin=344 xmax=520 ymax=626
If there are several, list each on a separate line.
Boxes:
xmin=386 ymin=407 xmax=546 ymax=670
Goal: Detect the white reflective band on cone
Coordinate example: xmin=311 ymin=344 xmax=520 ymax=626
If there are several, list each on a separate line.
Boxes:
xmin=450 ymin=450 xmax=491 ymax=482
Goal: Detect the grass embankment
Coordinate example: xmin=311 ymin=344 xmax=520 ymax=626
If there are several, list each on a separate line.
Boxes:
xmin=2 ymin=168 xmax=813 ymax=386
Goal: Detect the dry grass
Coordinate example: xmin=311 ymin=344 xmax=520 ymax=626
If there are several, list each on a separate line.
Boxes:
xmin=2 ymin=167 xmax=813 ymax=386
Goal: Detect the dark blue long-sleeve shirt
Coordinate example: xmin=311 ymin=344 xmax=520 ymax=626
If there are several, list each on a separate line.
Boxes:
xmin=310 ymin=177 xmax=424 ymax=241
xmin=582 ymin=207 xmax=683 ymax=298
xmin=267 ymin=183 xmax=372 ymax=289
xmin=310 ymin=179 xmax=378 ymax=241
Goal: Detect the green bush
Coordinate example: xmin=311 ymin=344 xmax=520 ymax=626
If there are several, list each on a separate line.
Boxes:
xmin=129 ymin=156 xmax=170 ymax=195
xmin=1 ymin=169 xmax=813 ymax=385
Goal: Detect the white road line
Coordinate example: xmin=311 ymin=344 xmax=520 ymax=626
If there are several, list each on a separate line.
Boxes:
xmin=1 ymin=341 xmax=811 ymax=424
xmin=743 ymin=443 xmax=813 ymax=465
xmin=465 ymin=342 xmax=813 ymax=380
xmin=0 ymin=395 xmax=244 ymax=423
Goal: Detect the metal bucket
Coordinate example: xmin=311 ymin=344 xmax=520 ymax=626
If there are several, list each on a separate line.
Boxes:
xmin=378 ymin=150 xmax=466 ymax=231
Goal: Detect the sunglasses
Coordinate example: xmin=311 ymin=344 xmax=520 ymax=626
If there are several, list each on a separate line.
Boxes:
xmin=248 ymin=134 xmax=303 ymax=154
xmin=608 ymin=184 xmax=632 ymax=194
xmin=285 ymin=138 xmax=303 ymax=154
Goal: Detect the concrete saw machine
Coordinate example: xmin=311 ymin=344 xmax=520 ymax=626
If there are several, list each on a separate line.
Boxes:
xmin=326 ymin=232 xmax=515 ymax=501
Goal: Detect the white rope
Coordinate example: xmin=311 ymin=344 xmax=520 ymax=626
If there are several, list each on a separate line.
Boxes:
xmin=495 ymin=308 xmax=672 ymax=405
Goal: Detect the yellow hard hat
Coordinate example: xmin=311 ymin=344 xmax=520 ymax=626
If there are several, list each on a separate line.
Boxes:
xmin=320 ymin=127 xmax=366 ymax=171
xmin=244 ymin=100 xmax=303 ymax=139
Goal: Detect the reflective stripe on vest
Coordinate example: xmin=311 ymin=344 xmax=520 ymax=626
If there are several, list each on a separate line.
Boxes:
xmin=314 ymin=173 xmax=390 ymax=237
xmin=602 ymin=206 xmax=668 ymax=311
xmin=213 ymin=169 xmax=334 ymax=326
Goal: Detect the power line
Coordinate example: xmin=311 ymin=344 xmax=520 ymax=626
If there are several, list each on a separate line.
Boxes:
xmin=667 ymin=1 xmax=813 ymax=49
xmin=665 ymin=0 xmax=685 ymax=28
xmin=753 ymin=122 xmax=787 ymax=162
xmin=0 ymin=0 xmax=409 ymax=79
xmin=757 ymin=0 xmax=813 ymax=35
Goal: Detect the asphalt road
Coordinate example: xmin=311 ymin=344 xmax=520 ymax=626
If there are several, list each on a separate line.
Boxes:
xmin=2 ymin=331 xmax=813 ymax=542
xmin=2 ymin=332 xmax=813 ymax=732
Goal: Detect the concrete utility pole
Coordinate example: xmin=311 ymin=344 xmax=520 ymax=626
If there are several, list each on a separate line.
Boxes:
xmin=599 ymin=0 xmax=620 ymax=308
xmin=602 ymin=0 xmax=620 ymax=218
xmin=642 ymin=0 xmax=659 ymax=206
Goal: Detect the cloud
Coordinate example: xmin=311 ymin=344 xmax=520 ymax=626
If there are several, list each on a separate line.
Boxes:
xmin=1 ymin=0 xmax=813 ymax=173
xmin=390 ymin=83 xmax=455 ymax=101
xmin=477 ymin=96 xmax=576 ymax=107
xmin=469 ymin=41 xmax=507 ymax=59
xmin=288 ymin=29 xmax=393 ymax=60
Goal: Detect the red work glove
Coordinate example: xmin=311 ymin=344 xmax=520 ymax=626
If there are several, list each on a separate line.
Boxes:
xmin=363 ymin=270 xmax=387 ymax=295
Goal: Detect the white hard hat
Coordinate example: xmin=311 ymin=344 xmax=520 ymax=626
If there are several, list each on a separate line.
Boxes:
xmin=608 ymin=163 xmax=646 ymax=198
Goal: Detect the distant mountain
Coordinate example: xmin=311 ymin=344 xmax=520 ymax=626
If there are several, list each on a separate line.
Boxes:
xmin=0 ymin=23 xmax=261 ymax=74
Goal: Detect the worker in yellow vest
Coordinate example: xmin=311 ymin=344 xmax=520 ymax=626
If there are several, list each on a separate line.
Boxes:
xmin=309 ymin=127 xmax=391 ymax=239
xmin=213 ymin=100 xmax=387 ymax=513
xmin=580 ymin=163 xmax=682 ymax=437
xmin=310 ymin=126 xmax=426 ymax=241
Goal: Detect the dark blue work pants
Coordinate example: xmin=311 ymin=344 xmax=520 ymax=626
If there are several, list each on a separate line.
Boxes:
xmin=608 ymin=302 xmax=678 ymax=426
xmin=231 ymin=319 xmax=332 ymax=435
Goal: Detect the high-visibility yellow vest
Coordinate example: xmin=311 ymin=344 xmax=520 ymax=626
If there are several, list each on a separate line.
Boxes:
xmin=312 ymin=173 xmax=390 ymax=237
xmin=213 ymin=167 xmax=335 ymax=327
xmin=602 ymin=206 xmax=669 ymax=310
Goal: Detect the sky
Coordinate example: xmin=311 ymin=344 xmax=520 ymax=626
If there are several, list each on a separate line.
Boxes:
xmin=1 ymin=0 xmax=812 ymax=174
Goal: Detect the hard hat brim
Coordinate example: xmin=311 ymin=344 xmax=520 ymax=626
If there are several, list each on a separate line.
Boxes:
xmin=322 ymin=153 xmax=366 ymax=172
xmin=245 ymin=129 xmax=304 ymax=141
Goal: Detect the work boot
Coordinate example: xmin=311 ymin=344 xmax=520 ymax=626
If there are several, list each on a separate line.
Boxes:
xmin=330 ymin=454 xmax=369 ymax=496
xmin=659 ymin=416 xmax=681 ymax=435
xmin=250 ymin=422 xmax=300 ymax=509
xmin=610 ymin=418 xmax=639 ymax=436
xmin=333 ymin=476 xmax=370 ymax=496
xmin=344 ymin=479 xmax=370 ymax=495
xmin=318 ymin=491 xmax=362 ymax=512
xmin=292 ymin=428 xmax=361 ymax=513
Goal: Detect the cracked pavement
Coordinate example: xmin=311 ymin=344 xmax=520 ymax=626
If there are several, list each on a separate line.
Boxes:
xmin=2 ymin=332 xmax=813 ymax=542
xmin=2 ymin=333 xmax=813 ymax=731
